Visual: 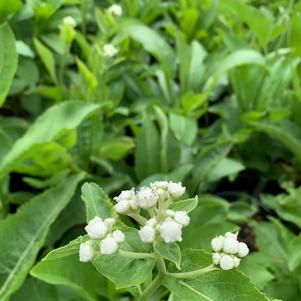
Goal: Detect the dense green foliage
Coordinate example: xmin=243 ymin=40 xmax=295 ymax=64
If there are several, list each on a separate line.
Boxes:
xmin=1 ymin=0 xmax=301 ymax=300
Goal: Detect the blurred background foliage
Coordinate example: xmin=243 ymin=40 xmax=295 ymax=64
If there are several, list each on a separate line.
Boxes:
xmin=1 ymin=0 xmax=301 ymax=300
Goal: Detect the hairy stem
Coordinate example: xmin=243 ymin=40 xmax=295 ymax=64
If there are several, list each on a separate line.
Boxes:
xmin=166 ymin=264 xmax=218 ymax=279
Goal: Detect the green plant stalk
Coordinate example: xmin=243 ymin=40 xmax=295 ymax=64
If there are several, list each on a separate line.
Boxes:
xmin=118 ymin=250 xmax=155 ymax=259
xmin=166 ymin=264 xmax=218 ymax=279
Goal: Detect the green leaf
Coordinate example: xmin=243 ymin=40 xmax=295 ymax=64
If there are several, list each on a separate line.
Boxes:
xmin=135 ymin=114 xmax=161 ymax=180
xmin=81 ymin=182 xmax=115 ymax=222
xmin=288 ymin=234 xmax=301 ymax=271
xmin=169 ymin=113 xmax=198 ymax=146
xmin=0 ymin=101 xmax=100 ymax=176
xmin=31 ymin=254 xmax=107 ymax=301
xmin=0 ymin=173 xmax=83 ymax=301
xmin=163 ymin=249 xmax=270 ymax=301
xmin=0 ymin=23 xmax=18 ymax=107
xmin=99 ymin=137 xmax=135 ymax=160
xmin=0 ymin=0 xmax=23 ymax=24
xmin=154 ymin=241 xmax=181 ymax=270
xmin=34 ymin=38 xmax=57 ymax=82
xmin=169 ymin=197 xmax=198 ymax=213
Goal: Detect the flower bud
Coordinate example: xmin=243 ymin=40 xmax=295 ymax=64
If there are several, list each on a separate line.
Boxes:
xmin=79 ymin=241 xmax=95 ymax=262
xmin=166 ymin=209 xmax=175 ymax=217
xmin=139 ymin=226 xmax=156 ymax=243
xmin=225 ymin=232 xmax=238 ymax=239
xmin=85 ymin=217 xmax=108 ymax=239
xmin=63 ymin=16 xmax=77 ymax=27
xmin=103 ymin=44 xmax=118 ymax=58
xmin=233 ymin=256 xmax=241 ymax=268
xmin=146 ymin=218 xmax=157 ymax=228
xmin=174 ymin=211 xmax=190 ymax=226
xmin=168 ymin=182 xmax=185 ymax=198
xmin=223 ymin=237 xmax=239 ymax=254
xmin=112 ymin=230 xmax=125 ymax=243
xmin=104 ymin=218 xmax=116 ymax=227
xmin=220 ymin=255 xmax=234 ymax=270
xmin=150 ymin=181 xmax=169 ymax=190
xmin=107 ymin=4 xmax=122 ymax=16
xmin=237 ymin=242 xmax=249 ymax=258
xmin=159 ymin=220 xmax=183 ymax=243
xmin=137 ymin=187 xmax=158 ymax=209
xmin=114 ymin=189 xmax=135 ymax=202
xmin=212 ymin=253 xmax=221 ymax=265
xmin=211 ymin=236 xmax=224 ymax=252
xmin=114 ymin=200 xmax=130 ymax=213
xmin=100 ymin=237 xmax=118 ymax=255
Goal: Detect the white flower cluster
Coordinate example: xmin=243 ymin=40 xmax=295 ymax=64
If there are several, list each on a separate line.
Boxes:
xmin=107 ymin=4 xmax=122 ymax=16
xmin=79 ymin=216 xmax=125 ymax=262
xmin=63 ymin=16 xmax=77 ymax=27
xmin=139 ymin=209 xmax=190 ymax=244
xmin=103 ymin=44 xmax=118 ymax=58
xmin=211 ymin=232 xmax=249 ymax=270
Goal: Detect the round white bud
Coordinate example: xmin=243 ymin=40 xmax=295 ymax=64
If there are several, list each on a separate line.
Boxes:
xmin=107 ymin=4 xmax=122 ymax=16
xmin=114 ymin=189 xmax=135 ymax=202
xmin=136 ymin=187 xmax=158 ymax=209
xmin=167 ymin=182 xmax=186 ymax=198
xmin=225 ymin=232 xmax=238 ymax=239
xmin=85 ymin=217 xmax=108 ymax=239
xmin=112 ymin=230 xmax=125 ymax=243
xmin=104 ymin=218 xmax=116 ymax=227
xmin=114 ymin=200 xmax=130 ymax=213
xmin=237 ymin=242 xmax=249 ymax=258
xmin=220 ymin=255 xmax=234 ymax=270
xmin=79 ymin=241 xmax=95 ymax=262
xmin=103 ymin=44 xmax=118 ymax=58
xmin=159 ymin=220 xmax=183 ymax=243
xmin=139 ymin=226 xmax=156 ymax=243
xmin=146 ymin=218 xmax=157 ymax=228
xmin=212 ymin=253 xmax=221 ymax=265
xmin=166 ymin=209 xmax=175 ymax=217
xmin=100 ymin=237 xmax=119 ymax=255
xmin=129 ymin=198 xmax=139 ymax=210
xmin=174 ymin=211 xmax=190 ymax=226
xmin=233 ymin=256 xmax=241 ymax=268
xmin=211 ymin=236 xmax=224 ymax=252
xmin=223 ymin=237 xmax=239 ymax=254
xmin=63 ymin=16 xmax=76 ymax=27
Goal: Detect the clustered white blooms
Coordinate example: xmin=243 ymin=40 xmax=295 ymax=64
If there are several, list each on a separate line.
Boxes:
xmin=103 ymin=44 xmax=118 ymax=58
xmin=79 ymin=216 xmax=125 ymax=262
xmin=114 ymin=181 xmax=189 ymax=244
xmin=211 ymin=232 xmax=249 ymax=270
xmin=107 ymin=4 xmax=122 ymax=16
xmin=63 ymin=16 xmax=77 ymax=27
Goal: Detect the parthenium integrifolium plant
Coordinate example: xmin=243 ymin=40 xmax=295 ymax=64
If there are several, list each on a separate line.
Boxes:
xmin=78 ymin=181 xmax=250 ymax=300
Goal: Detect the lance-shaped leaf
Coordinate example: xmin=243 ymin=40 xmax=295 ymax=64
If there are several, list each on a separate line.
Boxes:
xmin=0 ymin=173 xmax=84 ymax=301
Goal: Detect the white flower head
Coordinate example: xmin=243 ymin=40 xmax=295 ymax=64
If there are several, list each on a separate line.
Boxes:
xmin=159 ymin=220 xmax=183 ymax=243
xmin=139 ymin=226 xmax=156 ymax=243
xmin=114 ymin=200 xmax=130 ymax=214
xmin=212 ymin=252 xmax=221 ymax=265
xmin=223 ymin=237 xmax=239 ymax=255
xmin=237 ymin=242 xmax=249 ymax=258
xmin=103 ymin=44 xmax=118 ymax=58
xmin=150 ymin=181 xmax=169 ymax=190
xmin=136 ymin=187 xmax=158 ymax=209
xmin=114 ymin=189 xmax=135 ymax=202
xmin=85 ymin=216 xmax=108 ymax=239
xmin=107 ymin=4 xmax=122 ymax=16
xmin=63 ymin=16 xmax=77 ymax=27
xmin=79 ymin=240 xmax=95 ymax=262
xmin=113 ymin=230 xmax=125 ymax=243
xmin=174 ymin=211 xmax=190 ymax=226
xmin=219 ymin=254 xmax=234 ymax=270
xmin=104 ymin=218 xmax=116 ymax=227
xmin=168 ymin=182 xmax=186 ymax=199
xmin=100 ymin=237 xmax=119 ymax=255
xmin=211 ymin=236 xmax=224 ymax=252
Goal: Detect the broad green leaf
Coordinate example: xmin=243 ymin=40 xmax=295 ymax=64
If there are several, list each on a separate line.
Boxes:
xmin=288 ymin=234 xmax=301 ymax=271
xmin=163 ymin=249 xmax=270 ymax=301
xmin=34 ymin=38 xmax=57 ymax=82
xmin=16 ymin=41 xmax=35 ymax=58
xmin=81 ymin=182 xmax=115 ymax=222
xmin=0 ymin=0 xmax=23 ymax=24
xmin=0 ymin=23 xmax=18 ymax=107
xmin=0 ymin=173 xmax=83 ymax=301
xmin=154 ymin=241 xmax=181 ymax=270
xmin=0 ymin=101 xmax=100 ymax=176
xmin=126 ymin=23 xmax=176 ymax=73
xmin=99 ymin=137 xmax=135 ymax=160
xmin=31 ymin=254 xmax=107 ymax=301
xmin=169 ymin=197 xmax=198 ymax=213
xmin=169 ymin=113 xmax=198 ymax=146
xmin=135 ymin=114 xmax=161 ymax=180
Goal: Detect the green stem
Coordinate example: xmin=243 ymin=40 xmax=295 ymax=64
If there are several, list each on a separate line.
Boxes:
xmin=128 ymin=213 xmax=147 ymax=225
xmin=139 ymin=273 xmax=163 ymax=301
xmin=118 ymin=250 xmax=155 ymax=259
xmin=166 ymin=264 xmax=218 ymax=279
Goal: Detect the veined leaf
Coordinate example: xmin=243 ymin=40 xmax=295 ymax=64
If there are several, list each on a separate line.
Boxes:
xmin=81 ymin=182 xmax=115 ymax=222
xmin=0 ymin=173 xmax=84 ymax=301
xmin=154 ymin=241 xmax=181 ymax=270
xmin=0 ymin=23 xmax=18 ymax=107
xmin=0 ymin=101 xmax=100 ymax=176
